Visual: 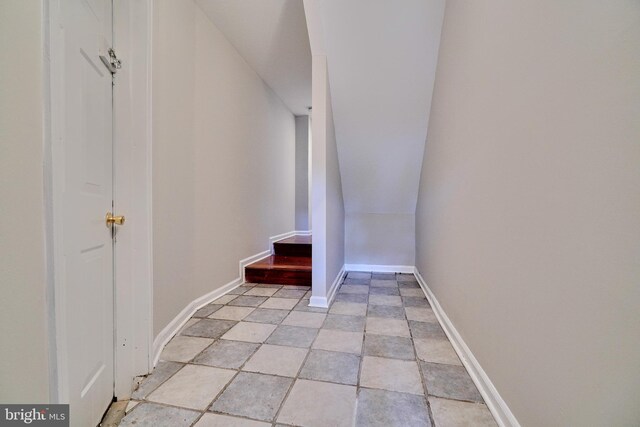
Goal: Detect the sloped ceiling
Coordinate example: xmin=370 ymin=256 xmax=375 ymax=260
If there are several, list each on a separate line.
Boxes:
xmin=315 ymin=0 xmax=445 ymax=214
xmin=197 ymin=0 xmax=312 ymax=116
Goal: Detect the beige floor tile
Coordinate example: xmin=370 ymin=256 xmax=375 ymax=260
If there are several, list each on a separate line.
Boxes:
xmin=243 ymin=344 xmax=308 ymax=377
xmin=282 ymin=311 xmax=327 ymax=328
xmin=368 ymin=295 xmax=402 ymax=307
xmin=119 ymin=402 xmax=200 ymax=426
xmin=209 ymin=306 xmax=255 ymax=321
xmin=404 ymin=306 xmax=437 ymax=322
xmin=213 ymin=294 xmax=238 ymax=305
xmin=260 ymin=298 xmax=298 ymax=310
xmin=312 ymin=329 xmax=363 ymax=354
xmin=370 ymin=279 xmax=398 ymax=288
xmin=347 ymin=272 xmax=371 ymax=279
xmin=429 ymin=397 xmax=497 ymax=427
xmin=339 ymin=285 xmax=370 ymax=294
xmin=277 ymin=379 xmax=356 ymax=427
xmin=244 ymin=287 xmax=278 ymax=297
xmin=131 ymin=361 xmax=183 ymax=400
xmin=399 ymin=288 xmax=425 ymax=297
xmin=360 ymin=356 xmax=424 ymax=395
xmin=366 ymin=317 xmax=410 ymax=337
xmin=414 ymin=338 xmax=461 ymax=365
xmin=159 ymin=336 xmax=213 ymax=363
xmin=221 ymin=322 xmax=277 ymax=343
xmin=329 ymin=302 xmax=368 ymax=316
xmin=147 ymin=365 xmax=234 ymax=410
xmin=194 ymin=413 xmax=270 ymax=427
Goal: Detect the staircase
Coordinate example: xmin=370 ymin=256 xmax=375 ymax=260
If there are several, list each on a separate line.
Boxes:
xmin=245 ymin=235 xmax=312 ymax=286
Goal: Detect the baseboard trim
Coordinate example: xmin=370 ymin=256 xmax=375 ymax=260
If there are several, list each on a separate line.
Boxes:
xmin=344 ymin=264 xmax=414 ymax=273
xmin=308 ymin=296 xmax=326 ymax=307
xmin=152 ymin=230 xmax=302 ymax=367
xmin=327 ymin=265 xmax=345 ymax=306
xmin=413 ymin=267 xmax=520 ymax=427
xmin=309 ymin=265 xmax=345 ymax=308
xmin=151 ymin=276 xmax=241 ymax=366
xmin=240 ymin=250 xmax=271 ymax=282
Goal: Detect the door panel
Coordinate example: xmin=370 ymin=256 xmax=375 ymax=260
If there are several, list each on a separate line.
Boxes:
xmin=60 ymin=0 xmax=114 ymax=425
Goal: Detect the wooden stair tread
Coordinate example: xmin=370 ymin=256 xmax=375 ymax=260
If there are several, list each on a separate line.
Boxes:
xmin=245 ymin=236 xmax=312 ymax=286
xmin=245 ymin=255 xmax=311 ymax=286
xmin=246 ymin=255 xmax=311 ymax=271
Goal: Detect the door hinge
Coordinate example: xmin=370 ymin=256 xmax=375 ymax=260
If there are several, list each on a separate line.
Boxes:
xmin=100 ymin=48 xmax=122 ymax=75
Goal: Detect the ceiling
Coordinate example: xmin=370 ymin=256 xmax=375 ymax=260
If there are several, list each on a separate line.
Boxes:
xmin=197 ymin=0 xmax=445 ymax=214
xmin=314 ymin=0 xmax=446 ymax=214
xmin=197 ymin=0 xmax=312 ymax=116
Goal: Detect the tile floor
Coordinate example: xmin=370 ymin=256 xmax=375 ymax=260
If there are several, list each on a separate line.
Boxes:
xmin=118 ymin=272 xmax=497 ymax=427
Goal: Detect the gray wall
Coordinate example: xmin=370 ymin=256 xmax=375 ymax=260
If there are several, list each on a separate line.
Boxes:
xmin=0 ymin=0 xmax=51 ymax=402
xmin=152 ymin=0 xmax=295 ymax=336
xmin=295 ymin=115 xmax=310 ymax=230
xmin=415 ymin=1 xmax=640 ymax=425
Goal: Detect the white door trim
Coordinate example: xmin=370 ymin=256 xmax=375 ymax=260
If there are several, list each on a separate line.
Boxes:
xmin=112 ymin=0 xmax=154 ymax=399
xmin=46 ymin=0 xmax=154 ymax=402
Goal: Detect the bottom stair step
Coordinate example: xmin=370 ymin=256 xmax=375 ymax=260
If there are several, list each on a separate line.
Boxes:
xmin=245 ymin=255 xmax=311 ymax=286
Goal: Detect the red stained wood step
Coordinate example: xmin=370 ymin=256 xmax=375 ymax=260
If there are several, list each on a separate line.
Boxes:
xmin=273 ymin=235 xmax=312 ymax=257
xmin=245 ymin=255 xmax=311 ymax=286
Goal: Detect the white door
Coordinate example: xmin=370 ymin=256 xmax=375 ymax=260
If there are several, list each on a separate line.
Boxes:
xmin=59 ymin=0 xmax=116 ymax=425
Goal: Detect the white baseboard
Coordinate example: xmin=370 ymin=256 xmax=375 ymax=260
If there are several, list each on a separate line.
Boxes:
xmin=309 ymin=265 xmax=345 ymax=308
xmin=308 ymin=296 xmax=326 ymax=307
xmin=152 ymin=230 xmax=304 ymax=367
xmin=240 ymin=250 xmax=271 ymax=282
xmin=151 ymin=276 xmax=241 ymax=366
xmin=413 ymin=268 xmax=520 ymax=427
xmin=344 ymin=264 xmax=414 ymax=273
xmin=327 ymin=265 xmax=345 ymax=306
xmin=268 ymin=231 xmax=296 ymax=253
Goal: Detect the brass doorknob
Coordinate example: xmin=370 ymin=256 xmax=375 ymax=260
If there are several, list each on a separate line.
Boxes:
xmin=106 ymin=212 xmax=126 ymax=226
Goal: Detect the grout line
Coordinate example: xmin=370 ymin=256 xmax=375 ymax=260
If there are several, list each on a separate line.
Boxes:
xmin=126 ymin=272 xmax=490 ymax=426
xmin=133 ymin=361 xmax=186 ymax=401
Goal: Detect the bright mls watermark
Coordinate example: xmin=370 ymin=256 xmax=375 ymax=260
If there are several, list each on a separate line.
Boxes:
xmin=0 ymin=405 xmax=69 ymax=426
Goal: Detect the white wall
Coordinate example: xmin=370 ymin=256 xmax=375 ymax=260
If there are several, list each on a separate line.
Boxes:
xmin=319 ymin=0 xmax=445 ymax=267
xmin=295 ymin=115 xmax=310 ymax=230
xmin=345 ymin=213 xmax=414 ymax=266
xmin=153 ymin=0 xmax=295 ymax=336
xmin=196 ymin=0 xmax=311 ymax=116
xmin=324 ymin=78 xmax=345 ymax=295
xmin=0 ymin=0 xmax=50 ymax=402
xmin=310 ymin=55 xmax=345 ymax=306
xmin=415 ymin=1 xmax=640 ymax=425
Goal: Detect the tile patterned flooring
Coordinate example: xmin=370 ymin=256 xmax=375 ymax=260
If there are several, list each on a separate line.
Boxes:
xmin=118 ymin=272 xmax=497 ymax=427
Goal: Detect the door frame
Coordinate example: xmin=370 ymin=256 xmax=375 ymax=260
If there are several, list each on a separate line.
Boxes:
xmin=45 ymin=0 xmax=154 ymax=402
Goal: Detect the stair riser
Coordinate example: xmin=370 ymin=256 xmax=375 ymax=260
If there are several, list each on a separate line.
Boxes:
xmin=245 ymin=268 xmax=311 ymax=286
xmin=273 ymin=243 xmax=312 ymax=257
